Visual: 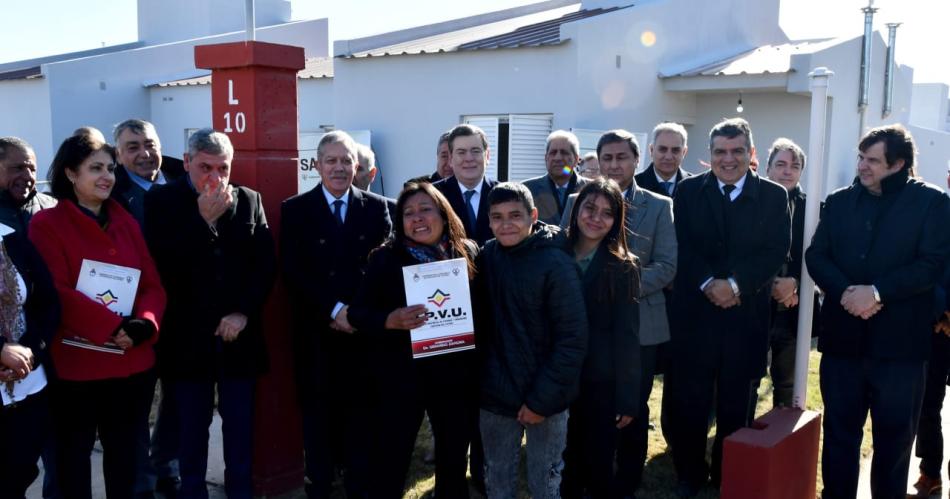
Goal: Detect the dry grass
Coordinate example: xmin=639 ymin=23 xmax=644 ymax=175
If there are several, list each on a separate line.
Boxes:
xmin=390 ymin=347 xmax=877 ymax=499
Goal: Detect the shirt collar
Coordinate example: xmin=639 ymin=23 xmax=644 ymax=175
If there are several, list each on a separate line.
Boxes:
xmin=654 ymin=168 xmax=676 ymax=185
xmin=458 ymin=179 xmax=483 ymax=195
xmin=322 ymin=185 xmax=350 ymax=206
xmin=717 ymin=172 xmax=747 ymax=193
xmin=126 ymin=168 xmax=166 ymax=191
xmin=0 ymin=222 xmax=14 ymax=239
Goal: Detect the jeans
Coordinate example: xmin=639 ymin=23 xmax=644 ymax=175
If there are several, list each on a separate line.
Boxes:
xmin=480 ymin=408 xmax=568 ymax=499
xmin=176 ymin=377 xmax=255 ymax=499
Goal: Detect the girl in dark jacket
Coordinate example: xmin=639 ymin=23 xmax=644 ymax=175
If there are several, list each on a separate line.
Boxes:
xmin=349 ymin=181 xmax=480 ymax=498
xmin=561 ymin=178 xmax=641 ymax=499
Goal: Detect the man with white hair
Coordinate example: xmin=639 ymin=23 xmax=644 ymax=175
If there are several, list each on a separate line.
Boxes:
xmin=523 ymin=130 xmax=589 ymax=224
xmin=281 ymin=130 xmax=393 ymax=498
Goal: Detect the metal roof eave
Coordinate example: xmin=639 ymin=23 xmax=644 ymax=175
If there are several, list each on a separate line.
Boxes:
xmin=661 ymin=72 xmax=791 ymax=93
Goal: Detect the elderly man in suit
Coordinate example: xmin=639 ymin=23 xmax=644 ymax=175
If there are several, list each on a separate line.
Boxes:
xmin=806 ymin=125 xmax=950 ymax=499
xmin=281 ymin=131 xmax=393 ymax=499
xmin=434 ymin=124 xmax=498 ymax=246
xmin=144 ymin=128 xmax=276 ymax=499
xmin=669 ymin=118 xmax=790 ymax=497
xmin=524 ymin=130 xmax=589 ymax=225
xmin=112 ymin=119 xmax=185 ymax=226
xmin=636 ymin=122 xmax=692 ymax=198
xmin=560 ymin=129 xmax=677 ymax=497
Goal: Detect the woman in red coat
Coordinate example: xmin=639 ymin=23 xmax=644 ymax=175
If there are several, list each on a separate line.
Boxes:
xmin=29 ymin=133 xmax=166 ymax=499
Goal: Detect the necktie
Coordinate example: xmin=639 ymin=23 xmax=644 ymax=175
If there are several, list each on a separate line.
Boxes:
xmin=557 ymin=186 xmax=567 ymax=208
xmin=463 ymin=190 xmax=477 ymax=229
xmin=661 ymin=181 xmax=674 ymax=196
xmin=722 ymin=184 xmax=736 ymax=201
xmin=332 ymin=199 xmax=344 ymax=227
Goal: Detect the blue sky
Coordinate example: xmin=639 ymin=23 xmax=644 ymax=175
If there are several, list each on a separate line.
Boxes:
xmin=1 ymin=0 xmax=946 ymax=84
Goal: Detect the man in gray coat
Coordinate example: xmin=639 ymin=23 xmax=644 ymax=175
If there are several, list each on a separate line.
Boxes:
xmin=524 ymin=130 xmax=589 ymax=224
xmin=560 ymin=129 xmax=677 ymax=497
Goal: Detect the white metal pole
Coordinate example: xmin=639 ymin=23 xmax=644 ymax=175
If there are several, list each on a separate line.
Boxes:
xmin=792 ymin=67 xmax=834 ymax=410
xmin=245 ymin=0 xmax=256 ymax=41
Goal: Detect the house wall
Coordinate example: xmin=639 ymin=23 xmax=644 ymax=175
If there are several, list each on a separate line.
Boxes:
xmin=909 ymin=125 xmax=950 ymax=190
xmin=331 ymin=46 xmax=575 ymax=196
xmin=910 ymin=83 xmax=950 ymax=132
xmin=3 ymin=19 xmax=327 ymax=171
xmin=149 ymin=84 xmax=213 ymax=158
xmin=0 ymin=78 xmax=54 ymax=176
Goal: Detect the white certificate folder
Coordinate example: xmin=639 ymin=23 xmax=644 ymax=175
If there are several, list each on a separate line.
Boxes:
xmin=402 ymin=258 xmax=475 ymax=359
xmin=63 ymin=259 xmax=142 ymax=354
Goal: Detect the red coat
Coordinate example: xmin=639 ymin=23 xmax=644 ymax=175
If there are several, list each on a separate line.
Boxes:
xmin=29 ymin=199 xmax=166 ymax=381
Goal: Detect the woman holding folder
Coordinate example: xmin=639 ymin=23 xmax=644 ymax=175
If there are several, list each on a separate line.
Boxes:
xmin=348 ymin=181 xmax=481 ymax=498
xmin=560 ymin=178 xmax=641 ymax=499
xmin=29 ymin=133 xmax=166 ymax=499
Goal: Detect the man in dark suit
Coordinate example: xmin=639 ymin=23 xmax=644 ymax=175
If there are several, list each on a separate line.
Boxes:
xmin=354 ymin=143 xmax=396 ymax=213
xmin=806 ymin=125 xmax=950 ymax=499
xmin=428 ymin=131 xmax=453 ymax=183
xmin=434 ymin=124 xmax=498 ymax=246
xmin=0 ymin=137 xmax=57 ymax=234
xmin=762 ymin=138 xmax=809 ymax=408
xmin=636 ymin=122 xmax=692 ymax=198
xmin=113 ymin=119 xmax=187 ymax=497
xmin=670 ymin=118 xmax=790 ymax=497
xmin=144 ymin=128 xmax=276 ymax=499
xmin=523 ymin=130 xmax=589 ymax=224
xmin=280 ymin=131 xmax=393 ymax=498
xmin=634 ymin=121 xmax=693 ymax=448
xmin=112 ymin=119 xmax=184 ymax=226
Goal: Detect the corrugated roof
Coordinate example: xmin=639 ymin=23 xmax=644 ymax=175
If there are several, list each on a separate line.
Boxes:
xmin=152 ymin=56 xmax=333 ymax=88
xmin=661 ymin=39 xmax=838 ymax=78
xmin=345 ymin=5 xmax=622 ymax=58
xmin=0 ymin=66 xmax=42 ymax=82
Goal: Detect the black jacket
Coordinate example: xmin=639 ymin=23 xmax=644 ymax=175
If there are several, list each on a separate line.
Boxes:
xmin=635 ymin=163 xmax=692 ymax=198
xmin=433 ymin=176 xmax=498 ymax=246
xmin=478 ymin=222 xmax=588 ymax=417
xmin=671 ymin=170 xmax=790 ymax=378
xmin=280 ymin=185 xmax=392 ymax=390
xmin=806 ymin=170 xmax=950 ymax=361
xmin=576 ymin=246 xmax=641 ymax=417
xmin=0 ymin=190 xmax=57 ymax=235
xmin=112 ymin=156 xmax=185 ymax=226
xmin=0 ymin=229 xmax=60 ymax=375
xmin=144 ymin=178 xmax=276 ymax=380
xmin=771 ymin=186 xmax=817 ymax=333
xmin=348 ymin=241 xmax=481 ymax=389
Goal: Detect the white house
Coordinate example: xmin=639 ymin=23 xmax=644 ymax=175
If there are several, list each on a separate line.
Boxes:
xmin=0 ymin=0 xmax=328 ymax=171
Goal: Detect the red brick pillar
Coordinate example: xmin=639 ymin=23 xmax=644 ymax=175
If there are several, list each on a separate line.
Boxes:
xmin=195 ymin=40 xmax=305 ymax=496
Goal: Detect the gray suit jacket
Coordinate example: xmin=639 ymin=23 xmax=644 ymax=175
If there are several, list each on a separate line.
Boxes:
xmin=524 ymin=173 xmax=589 ymax=225
xmin=561 ymin=184 xmax=677 ymax=345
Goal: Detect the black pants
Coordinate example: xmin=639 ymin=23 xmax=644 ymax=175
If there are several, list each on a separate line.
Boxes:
xmin=916 ymin=333 xmax=950 ymax=478
xmin=369 ymin=350 xmax=480 ymax=499
xmin=615 ymin=343 xmax=659 ymax=495
xmin=671 ymin=354 xmax=759 ymax=487
xmin=0 ymin=389 xmax=50 ymax=499
xmin=820 ymin=354 xmax=926 ymax=499
xmin=52 ymin=370 xmax=155 ymax=499
xmin=562 ymin=380 xmax=624 ymax=499
xmin=300 ymin=350 xmax=372 ymax=499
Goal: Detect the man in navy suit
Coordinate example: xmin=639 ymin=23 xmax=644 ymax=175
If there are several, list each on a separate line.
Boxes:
xmin=636 ymin=122 xmax=692 ymax=198
xmin=434 ymin=124 xmax=498 ymax=246
xmin=281 ymin=131 xmax=393 ymax=498
xmin=670 ymin=118 xmax=790 ymax=497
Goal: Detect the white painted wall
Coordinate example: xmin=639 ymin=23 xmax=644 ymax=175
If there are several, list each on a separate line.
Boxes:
xmin=332 ymin=46 xmax=575 ymax=196
xmin=910 ymin=83 xmax=950 ymax=131
xmin=908 ymin=125 xmax=950 ymax=190
xmin=149 ymin=84 xmax=213 ymax=158
xmin=138 ymin=0 xmax=292 ymax=45
xmin=37 ymin=19 xmax=327 ymax=157
xmin=298 ymin=78 xmax=335 ymax=135
xmin=0 ymin=78 xmax=54 ymax=175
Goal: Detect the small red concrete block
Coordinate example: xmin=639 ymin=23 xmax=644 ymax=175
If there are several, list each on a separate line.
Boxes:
xmin=721 ymin=407 xmax=821 ymax=499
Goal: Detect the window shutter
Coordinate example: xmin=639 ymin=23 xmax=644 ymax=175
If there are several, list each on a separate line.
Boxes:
xmin=462 ymin=116 xmax=500 ymax=180
xmin=508 ymin=114 xmax=553 ymax=182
